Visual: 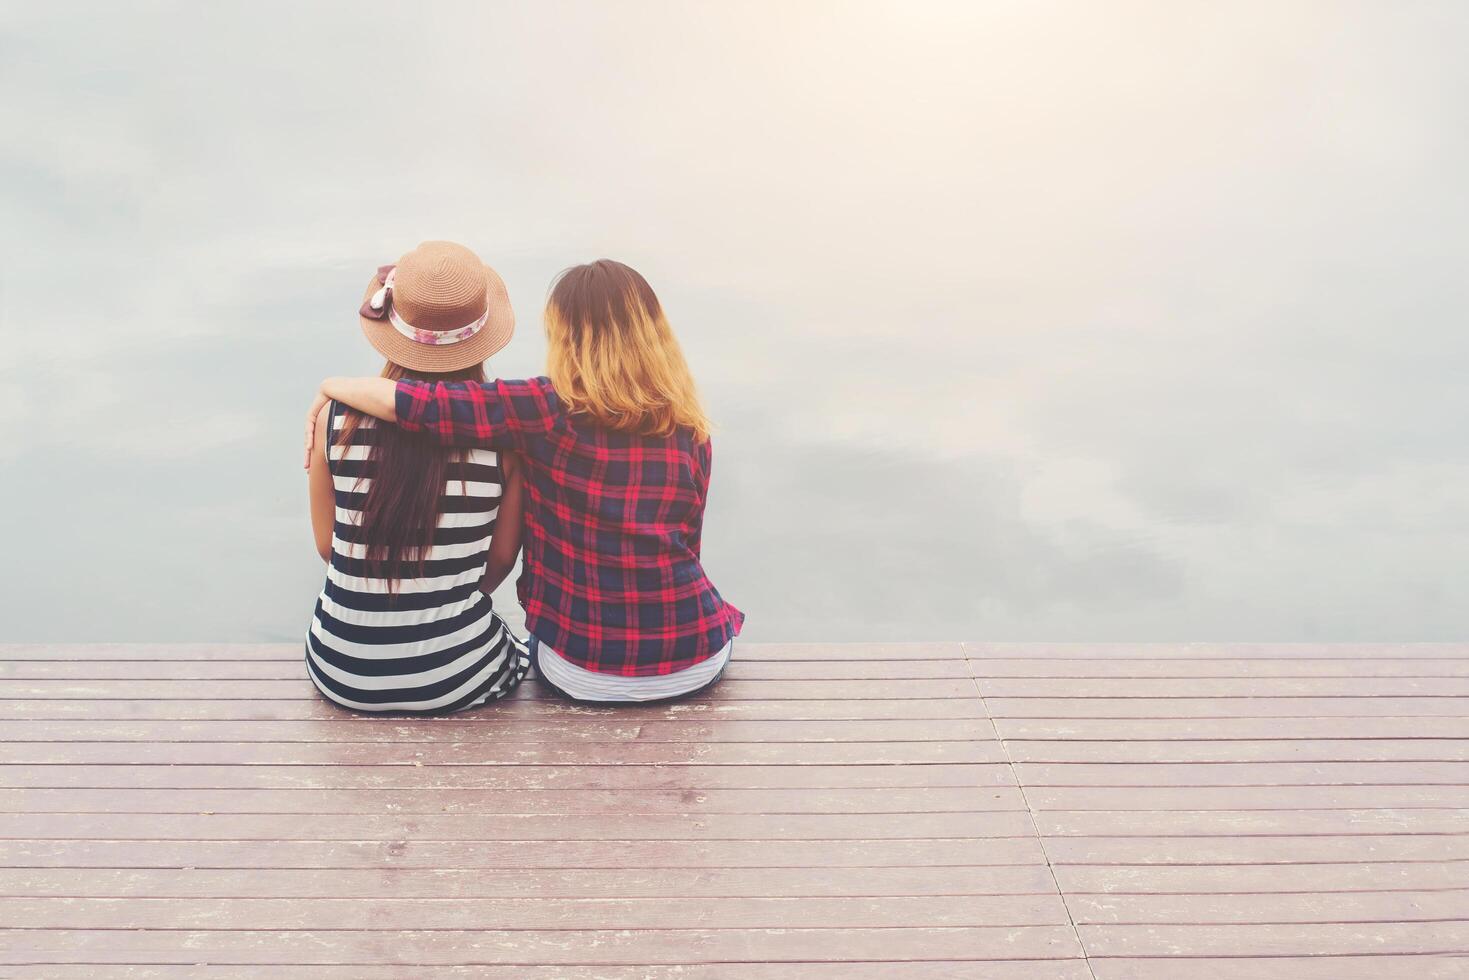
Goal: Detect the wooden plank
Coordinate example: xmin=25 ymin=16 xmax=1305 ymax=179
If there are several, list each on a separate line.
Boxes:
xmin=0 ymin=925 xmax=1085 ymax=964
xmin=2 ymin=834 xmax=1057 ymax=863
xmin=0 ymin=644 xmax=297 ymax=662
xmin=1025 ymin=786 xmax=1469 ymax=809
xmin=18 ymin=641 xmax=1457 ymax=662
xmin=726 ymin=658 xmax=979 ymax=678
xmin=1044 ymin=834 xmax=1469 ymax=864
xmin=14 ymin=775 xmax=1457 ymax=811
xmin=0 ymin=785 xmax=1027 ymax=815
xmin=0 ymin=641 xmax=968 ymax=662
xmin=0 ymin=762 xmax=1015 ymax=791
xmin=994 ymin=718 xmax=1469 ymax=739
xmin=965 ymin=642 xmax=1469 ymax=660
xmin=0 ymin=894 xmax=1071 ymax=930
xmin=1068 ymin=889 xmax=1469 ymax=924
xmin=0 ymin=697 xmax=987 ymax=721
xmin=710 ymin=642 xmax=968 ymax=662
xmin=1 ymin=964 xmax=1097 ymax=980
xmin=1090 ymin=955 xmax=1469 ymax=980
xmin=2 ymin=643 xmax=975 ymax=667
xmin=0 ymin=864 xmax=1061 ymax=898
xmin=0 ymin=717 xmax=999 ymax=743
xmin=980 ymin=678 xmax=1469 ymax=697
xmin=1015 ymin=761 xmax=1469 ymax=786
xmin=0 ymin=678 xmax=982 ymax=700
xmin=1006 ymin=739 xmax=1469 ymax=763
xmin=967 ymin=659 xmax=1469 ymax=678
xmin=1057 ymin=863 xmax=1469 ymax=894
xmin=0 ymin=658 xmax=977 ymax=681
xmin=0 ymin=836 xmax=1051 ymax=870
xmin=0 ymin=739 xmax=1000 ymax=766
xmin=986 ymin=698 xmax=1469 ymax=718
xmin=0 ymin=810 xmax=1038 ymax=840
xmin=1076 ymin=920 xmax=1469 ymax=957
xmin=0 ymin=660 xmax=316 ymax=680
xmin=1035 ymin=809 xmax=1469 ymax=836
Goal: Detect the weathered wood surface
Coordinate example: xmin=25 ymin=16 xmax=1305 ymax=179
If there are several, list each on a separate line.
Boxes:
xmin=0 ymin=964 xmax=1098 ymax=980
xmin=0 ymin=641 xmax=1465 ymax=976
xmin=966 ymin=642 xmax=1469 ymax=978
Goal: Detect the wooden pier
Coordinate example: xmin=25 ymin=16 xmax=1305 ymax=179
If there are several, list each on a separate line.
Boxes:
xmin=1 ymin=642 xmax=1466 ymax=977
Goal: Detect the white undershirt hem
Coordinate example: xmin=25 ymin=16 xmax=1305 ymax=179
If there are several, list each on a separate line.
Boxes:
xmin=534 ymin=637 xmax=734 ymax=702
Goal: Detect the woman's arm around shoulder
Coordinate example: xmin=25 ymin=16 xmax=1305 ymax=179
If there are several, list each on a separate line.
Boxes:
xmin=303 ymin=378 xmax=395 ymax=469
xmin=305 ymin=376 xmax=560 ymax=467
xmin=306 ymin=403 xmax=335 ymax=562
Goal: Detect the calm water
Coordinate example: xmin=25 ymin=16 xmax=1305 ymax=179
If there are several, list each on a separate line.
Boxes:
xmin=2 ymin=3 xmax=1467 ymax=643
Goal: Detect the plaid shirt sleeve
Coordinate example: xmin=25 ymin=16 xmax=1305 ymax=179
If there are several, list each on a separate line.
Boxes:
xmin=395 ymin=377 xmax=560 ymax=451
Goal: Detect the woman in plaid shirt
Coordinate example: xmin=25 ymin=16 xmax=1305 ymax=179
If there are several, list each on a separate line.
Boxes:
xmin=306 ymin=260 xmax=743 ymax=702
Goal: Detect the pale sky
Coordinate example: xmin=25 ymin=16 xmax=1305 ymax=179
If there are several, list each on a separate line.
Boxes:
xmin=2 ymin=1 xmax=1466 ymax=641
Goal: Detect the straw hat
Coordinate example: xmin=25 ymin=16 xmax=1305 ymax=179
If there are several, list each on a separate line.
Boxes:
xmin=357 ymin=241 xmax=514 ymax=372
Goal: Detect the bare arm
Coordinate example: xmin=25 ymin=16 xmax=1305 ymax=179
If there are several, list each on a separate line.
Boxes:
xmin=306 ymin=404 xmax=335 ymax=562
xmin=480 ymin=452 xmax=525 ymax=595
xmin=303 ymin=377 xmax=396 ymax=469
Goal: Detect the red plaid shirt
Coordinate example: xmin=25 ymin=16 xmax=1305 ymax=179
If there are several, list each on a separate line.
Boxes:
xmin=395 ymin=377 xmax=743 ymax=676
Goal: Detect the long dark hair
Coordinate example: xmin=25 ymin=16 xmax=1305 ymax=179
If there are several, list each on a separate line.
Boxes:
xmin=337 ymin=360 xmax=485 ymax=588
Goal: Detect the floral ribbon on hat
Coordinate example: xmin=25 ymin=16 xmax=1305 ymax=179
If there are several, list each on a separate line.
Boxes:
xmin=359 ymin=264 xmax=489 ymax=346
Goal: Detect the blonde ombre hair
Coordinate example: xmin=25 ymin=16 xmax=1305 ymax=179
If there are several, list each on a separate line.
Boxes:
xmin=544 ymin=260 xmax=711 ymax=442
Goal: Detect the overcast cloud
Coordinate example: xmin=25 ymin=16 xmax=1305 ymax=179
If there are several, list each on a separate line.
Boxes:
xmin=2 ymin=1 xmax=1466 ymax=641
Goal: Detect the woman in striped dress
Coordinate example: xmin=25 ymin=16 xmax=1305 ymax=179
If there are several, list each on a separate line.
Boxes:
xmin=303 ymin=241 xmax=529 ymax=713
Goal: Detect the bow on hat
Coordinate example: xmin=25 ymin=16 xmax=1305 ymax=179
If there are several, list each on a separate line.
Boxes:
xmin=359 ymin=265 xmax=397 ymax=320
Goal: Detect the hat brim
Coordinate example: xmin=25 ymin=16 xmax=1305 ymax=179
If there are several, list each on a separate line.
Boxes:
xmin=357 ymin=264 xmax=515 ymax=373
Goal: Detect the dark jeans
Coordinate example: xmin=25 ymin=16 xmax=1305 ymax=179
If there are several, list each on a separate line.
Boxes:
xmin=528 ymin=635 xmax=730 ymax=705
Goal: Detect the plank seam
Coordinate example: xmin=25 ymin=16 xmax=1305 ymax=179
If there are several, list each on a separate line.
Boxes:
xmin=963 ymin=642 xmax=1098 ymax=980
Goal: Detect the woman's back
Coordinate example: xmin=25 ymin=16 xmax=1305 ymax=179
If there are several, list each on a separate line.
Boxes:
xmin=307 ymin=400 xmax=528 ymax=713
xmin=395 ymin=375 xmax=741 ymax=677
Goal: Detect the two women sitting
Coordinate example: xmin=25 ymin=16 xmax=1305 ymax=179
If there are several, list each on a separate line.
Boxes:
xmin=304 ymin=242 xmax=742 ymax=712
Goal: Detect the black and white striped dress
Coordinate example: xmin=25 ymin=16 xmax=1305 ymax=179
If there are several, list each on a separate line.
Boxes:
xmin=305 ymin=400 xmax=529 ymax=713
